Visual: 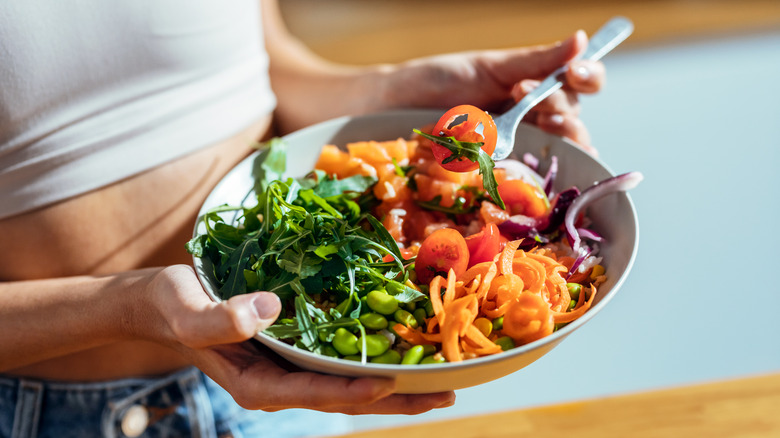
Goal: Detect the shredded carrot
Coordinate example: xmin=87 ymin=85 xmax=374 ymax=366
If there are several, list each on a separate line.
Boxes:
xmin=415 ymin=239 xmax=601 ymax=362
xmin=552 ymin=284 xmax=598 ymax=323
xmin=502 ymin=292 xmax=555 ymax=345
xmin=499 ymin=240 xmax=521 ymax=276
xmin=393 ymin=323 xmax=435 ymax=346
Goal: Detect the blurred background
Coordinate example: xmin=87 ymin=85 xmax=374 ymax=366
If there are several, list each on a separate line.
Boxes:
xmin=278 ymin=0 xmax=780 ymax=435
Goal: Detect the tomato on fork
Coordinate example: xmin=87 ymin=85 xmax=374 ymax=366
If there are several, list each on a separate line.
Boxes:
xmin=430 ymin=104 xmax=498 ymax=173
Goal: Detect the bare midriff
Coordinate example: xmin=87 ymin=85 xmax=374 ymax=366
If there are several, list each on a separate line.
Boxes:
xmin=0 ymin=115 xmax=273 ymax=381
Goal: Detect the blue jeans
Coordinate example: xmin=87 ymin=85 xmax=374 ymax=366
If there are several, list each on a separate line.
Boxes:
xmin=0 ymin=367 xmax=352 ymax=438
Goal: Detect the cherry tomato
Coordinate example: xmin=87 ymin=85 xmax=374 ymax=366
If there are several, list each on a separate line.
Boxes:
xmin=414 ymin=228 xmax=469 ymax=285
xmin=382 ymin=248 xmax=414 ymax=263
xmin=431 ymin=104 xmax=498 ymax=173
xmin=497 ymin=179 xmax=549 ymax=218
xmin=464 ymin=223 xmax=502 ymax=267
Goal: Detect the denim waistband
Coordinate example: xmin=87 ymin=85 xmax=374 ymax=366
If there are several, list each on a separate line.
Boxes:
xmin=0 ymin=367 xmax=353 ymax=438
xmin=0 ymin=367 xmax=216 ymax=438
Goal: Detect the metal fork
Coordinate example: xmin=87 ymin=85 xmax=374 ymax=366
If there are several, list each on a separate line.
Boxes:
xmin=491 ymin=16 xmax=634 ymax=161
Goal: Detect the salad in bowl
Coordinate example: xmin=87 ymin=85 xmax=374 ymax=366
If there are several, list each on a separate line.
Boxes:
xmin=188 ymin=109 xmax=641 ymax=393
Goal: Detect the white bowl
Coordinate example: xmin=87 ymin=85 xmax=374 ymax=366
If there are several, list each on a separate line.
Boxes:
xmin=192 ymin=109 xmax=639 ymax=394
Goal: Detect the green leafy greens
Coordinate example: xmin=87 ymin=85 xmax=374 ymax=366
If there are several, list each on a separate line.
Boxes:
xmin=187 ymin=139 xmax=424 ymax=358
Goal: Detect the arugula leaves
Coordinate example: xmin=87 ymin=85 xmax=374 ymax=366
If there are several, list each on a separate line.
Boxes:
xmin=413 ymin=129 xmax=506 ymax=210
xmin=187 ymin=138 xmax=423 ymax=356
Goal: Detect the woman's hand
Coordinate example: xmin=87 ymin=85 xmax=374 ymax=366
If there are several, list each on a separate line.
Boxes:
xmin=379 ymin=31 xmax=605 ymax=154
xmin=263 ymin=0 xmax=604 ymax=154
xmin=145 ymin=265 xmax=455 ymax=414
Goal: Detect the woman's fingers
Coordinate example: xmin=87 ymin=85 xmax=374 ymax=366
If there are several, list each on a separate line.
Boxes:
xmin=536 ymin=113 xmax=597 ymax=155
xmin=511 ymin=79 xmax=581 ymax=116
xmin=219 ymin=351 xmax=455 ymax=414
xmin=566 ymin=59 xmax=606 ymax=94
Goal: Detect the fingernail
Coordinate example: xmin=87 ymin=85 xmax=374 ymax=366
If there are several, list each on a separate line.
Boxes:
xmin=573 ymin=64 xmax=591 ymax=81
xmin=549 ymin=114 xmax=565 ymax=126
xmin=252 ymin=293 xmax=281 ymax=321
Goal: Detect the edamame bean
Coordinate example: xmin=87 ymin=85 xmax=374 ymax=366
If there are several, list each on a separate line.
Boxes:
xmin=393 ymin=309 xmax=418 ymax=329
xmin=566 ymin=282 xmax=582 ymax=301
xmin=332 ymin=328 xmax=359 ymax=356
xmin=359 ymin=313 xmax=389 ymax=330
xmin=318 ymin=330 xmax=331 ymax=342
xmin=420 ymin=354 xmax=446 ymax=364
xmin=492 ymin=316 xmax=504 ymax=331
xmin=371 ymin=350 xmax=402 ymax=364
xmin=401 ymin=345 xmax=426 ymax=365
xmin=321 ymin=345 xmax=339 ymax=358
xmin=423 ymin=300 xmax=434 ymax=317
xmin=357 ymin=334 xmax=391 ymax=357
xmin=494 ymin=336 xmax=515 ymax=351
xmin=412 ymin=308 xmax=427 ymax=327
xmin=366 ymin=290 xmax=398 ymax=315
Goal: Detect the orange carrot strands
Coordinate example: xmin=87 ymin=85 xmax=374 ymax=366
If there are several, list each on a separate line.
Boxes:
xmin=458 ymin=262 xmax=494 ymax=286
xmin=428 ymin=275 xmax=444 ymax=320
xmin=463 ymin=324 xmax=502 ymax=354
xmin=461 ymin=341 xmax=503 ymax=356
xmin=552 ymin=284 xmax=598 ymax=324
xmin=499 ymin=240 xmax=522 ymax=275
xmin=502 ymin=292 xmax=555 ymax=346
xmin=426 ymin=313 xmax=440 ymax=333
xmin=482 ymin=305 xmax=506 ymax=319
xmin=475 ymin=262 xmax=497 ymax=304
xmin=392 ymin=323 xmax=435 ymax=345
xmin=463 ymin=275 xmax=481 ymax=296
xmin=443 ymin=268 xmax=457 ymax=307
xmin=420 ymin=332 xmax=443 ymax=343
xmin=417 ymin=240 xmax=602 ymax=359
xmin=512 ymin=256 xmax=546 ymax=294
xmin=545 ymin=275 xmax=571 ymax=312
xmin=440 ymin=294 xmax=477 ymax=362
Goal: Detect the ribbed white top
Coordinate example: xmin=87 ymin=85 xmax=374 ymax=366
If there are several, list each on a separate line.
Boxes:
xmin=0 ymin=0 xmax=276 ymax=219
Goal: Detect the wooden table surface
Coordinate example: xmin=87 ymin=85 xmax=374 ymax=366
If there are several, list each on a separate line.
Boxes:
xmin=335 ymin=372 xmax=780 ymax=438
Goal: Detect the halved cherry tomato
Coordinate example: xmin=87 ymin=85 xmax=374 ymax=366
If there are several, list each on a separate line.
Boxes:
xmin=431 ymin=105 xmax=498 ymax=173
xmin=464 ymin=223 xmax=502 ymax=267
xmin=497 ymin=179 xmax=549 ymax=218
xmin=382 ymin=248 xmax=414 ymax=263
xmin=414 ymin=228 xmax=469 ymax=285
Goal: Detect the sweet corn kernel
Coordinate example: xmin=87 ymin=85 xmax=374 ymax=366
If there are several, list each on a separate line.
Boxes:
xmin=590 ymin=264 xmax=605 ymax=280
xmin=474 ymin=317 xmax=493 ymax=338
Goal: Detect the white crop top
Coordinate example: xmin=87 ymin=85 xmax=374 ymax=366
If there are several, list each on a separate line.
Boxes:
xmin=0 ymin=0 xmax=276 ymax=219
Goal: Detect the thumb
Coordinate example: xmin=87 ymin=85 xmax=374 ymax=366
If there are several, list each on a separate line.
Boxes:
xmin=179 ymin=291 xmax=282 ymax=349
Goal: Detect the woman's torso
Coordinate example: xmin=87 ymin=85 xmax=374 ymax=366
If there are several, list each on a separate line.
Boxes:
xmin=0 ymin=0 xmax=275 ymax=380
xmin=0 ymin=116 xmax=273 ymax=381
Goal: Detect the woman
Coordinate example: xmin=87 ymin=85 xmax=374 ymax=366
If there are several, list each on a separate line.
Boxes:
xmin=0 ymin=0 xmax=605 ymax=436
